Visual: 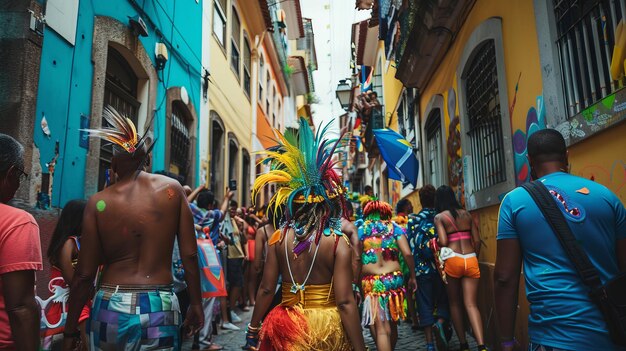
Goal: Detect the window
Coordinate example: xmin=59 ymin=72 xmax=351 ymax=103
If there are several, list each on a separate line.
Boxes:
xmin=242 ymin=150 xmax=250 ymax=206
xmin=231 ymin=8 xmax=241 ymax=77
xmin=259 ymin=56 xmax=265 ymax=101
xmin=266 ymin=75 xmax=271 ymax=112
xmin=372 ymin=59 xmax=384 ymax=109
xmin=457 ymin=18 xmax=514 ymax=209
xmin=553 ymin=0 xmax=624 ymax=117
xmin=213 ymin=0 xmax=227 ymax=47
xmin=397 ymin=89 xmax=416 ymax=145
xmin=170 ymin=103 xmax=191 ymax=182
xmin=243 ymin=37 xmax=251 ymax=96
xmin=465 ymin=40 xmax=506 ymax=192
xmin=425 ymin=109 xmax=444 ymax=187
xmin=229 ymin=138 xmax=239 ymax=186
xmin=100 ymin=47 xmax=140 ymax=190
xmin=210 ymin=114 xmax=225 ymax=198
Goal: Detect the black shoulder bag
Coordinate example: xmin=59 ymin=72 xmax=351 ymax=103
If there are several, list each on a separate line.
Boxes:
xmin=522 ymin=181 xmax=626 ymax=346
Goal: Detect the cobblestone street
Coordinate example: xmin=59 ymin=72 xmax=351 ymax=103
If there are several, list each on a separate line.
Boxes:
xmin=183 ymin=308 xmax=477 ymax=351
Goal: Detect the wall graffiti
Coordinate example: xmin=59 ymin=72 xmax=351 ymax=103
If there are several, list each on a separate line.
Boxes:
xmin=446 ymin=88 xmax=465 ymax=206
xmin=512 ymin=95 xmax=546 ymax=185
xmin=555 ymin=88 xmax=626 ymax=145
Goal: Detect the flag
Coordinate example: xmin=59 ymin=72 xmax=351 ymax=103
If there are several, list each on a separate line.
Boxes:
xmin=360 ymin=66 xmax=373 ymax=92
xmin=373 ymin=129 xmax=419 ymax=187
xmin=354 ymin=136 xmax=363 ymax=152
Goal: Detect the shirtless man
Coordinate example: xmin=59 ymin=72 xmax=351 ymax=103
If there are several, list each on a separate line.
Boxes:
xmin=63 ymin=143 xmax=203 ymax=350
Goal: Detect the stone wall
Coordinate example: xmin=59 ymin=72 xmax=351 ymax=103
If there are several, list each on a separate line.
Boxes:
xmin=0 ymin=0 xmax=44 ymax=205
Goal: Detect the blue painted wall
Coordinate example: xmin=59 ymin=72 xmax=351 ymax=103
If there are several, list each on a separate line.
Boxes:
xmin=33 ymin=0 xmax=203 ymax=207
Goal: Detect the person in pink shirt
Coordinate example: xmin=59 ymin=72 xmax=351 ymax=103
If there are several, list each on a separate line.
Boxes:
xmin=0 ymin=133 xmax=42 ymax=351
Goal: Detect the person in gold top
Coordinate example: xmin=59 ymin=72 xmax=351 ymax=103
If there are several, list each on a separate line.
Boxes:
xmin=242 ymin=118 xmax=366 ymax=351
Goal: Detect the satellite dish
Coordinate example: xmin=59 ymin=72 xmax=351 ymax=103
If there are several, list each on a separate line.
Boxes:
xmin=128 ymin=15 xmax=148 ymax=37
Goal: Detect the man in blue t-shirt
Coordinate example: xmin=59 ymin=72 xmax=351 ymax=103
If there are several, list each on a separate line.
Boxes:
xmin=495 ymin=129 xmax=626 ymax=351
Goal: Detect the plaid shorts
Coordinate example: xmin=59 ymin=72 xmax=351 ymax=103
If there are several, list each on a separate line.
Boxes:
xmin=89 ymin=284 xmax=181 ymax=350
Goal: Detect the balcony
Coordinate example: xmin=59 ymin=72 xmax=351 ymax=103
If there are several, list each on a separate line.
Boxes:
xmin=395 ymin=0 xmax=476 ymax=89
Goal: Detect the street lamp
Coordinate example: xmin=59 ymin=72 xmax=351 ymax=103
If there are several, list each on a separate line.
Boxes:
xmin=335 ymin=79 xmax=352 ymax=111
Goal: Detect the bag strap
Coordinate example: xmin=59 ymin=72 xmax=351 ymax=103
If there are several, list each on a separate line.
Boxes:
xmin=522 ymin=181 xmax=603 ymax=289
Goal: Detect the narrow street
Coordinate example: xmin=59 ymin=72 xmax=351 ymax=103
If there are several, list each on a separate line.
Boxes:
xmin=183 ymin=309 xmax=477 ymax=350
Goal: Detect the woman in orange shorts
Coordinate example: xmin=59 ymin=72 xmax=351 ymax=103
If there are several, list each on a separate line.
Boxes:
xmin=434 ymin=186 xmax=486 ymax=351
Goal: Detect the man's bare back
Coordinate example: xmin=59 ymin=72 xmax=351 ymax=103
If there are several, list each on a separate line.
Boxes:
xmin=92 ymin=172 xmax=188 ymax=286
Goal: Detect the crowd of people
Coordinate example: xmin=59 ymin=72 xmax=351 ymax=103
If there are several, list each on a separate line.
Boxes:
xmin=0 ymin=107 xmax=625 ymax=351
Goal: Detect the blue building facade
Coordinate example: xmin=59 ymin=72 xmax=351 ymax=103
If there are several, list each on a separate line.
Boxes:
xmin=33 ymin=0 xmax=203 ymax=207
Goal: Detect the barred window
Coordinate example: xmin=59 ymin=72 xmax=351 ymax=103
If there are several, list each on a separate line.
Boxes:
xmin=425 ymin=109 xmax=444 ymax=187
xmin=465 ymin=40 xmax=506 ymax=192
xmin=170 ymin=104 xmax=191 ymax=182
xmin=553 ymin=0 xmax=625 ymax=116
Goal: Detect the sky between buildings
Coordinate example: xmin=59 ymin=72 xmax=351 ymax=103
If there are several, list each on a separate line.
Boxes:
xmin=300 ymin=1 xmax=370 ymax=136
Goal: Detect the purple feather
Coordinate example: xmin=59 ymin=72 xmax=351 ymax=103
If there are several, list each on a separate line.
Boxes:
xmin=293 ymin=240 xmax=311 ymax=256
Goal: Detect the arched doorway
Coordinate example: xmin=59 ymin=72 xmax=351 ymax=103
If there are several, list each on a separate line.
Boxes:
xmin=228 ymin=134 xmax=239 ymax=201
xmin=241 ymin=149 xmax=250 ymax=206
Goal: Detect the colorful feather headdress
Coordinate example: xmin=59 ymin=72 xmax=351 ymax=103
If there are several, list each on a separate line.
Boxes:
xmin=82 ymin=105 xmax=149 ymax=154
xmin=252 ymin=117 xmax=347 ymax=254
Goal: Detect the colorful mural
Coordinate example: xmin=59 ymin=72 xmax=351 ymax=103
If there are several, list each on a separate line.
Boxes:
xmin=446 ymin=88 xmax=465 ymax=206
xmin=512 ymin=96 xmax=546 ymax=185
xmin=556 ymin=88 xmax=626 ymax=145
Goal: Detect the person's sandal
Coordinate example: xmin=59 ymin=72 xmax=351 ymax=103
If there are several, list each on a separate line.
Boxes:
xmin=203 ymin=344 xmax=223 ymax=351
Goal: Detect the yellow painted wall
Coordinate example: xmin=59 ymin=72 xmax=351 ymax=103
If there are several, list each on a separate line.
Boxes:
xmin=413 ymin=0 xmax=543 ymax=346
xmin=410 ymin=0 xmax=626 ymax=346
xmin=208 ymin=1 xmax=254 ymax=204
xmin=569 ymin=122 xmax=626 ymax=202
xmin=418 ymin=0 xmax=543 ymax=259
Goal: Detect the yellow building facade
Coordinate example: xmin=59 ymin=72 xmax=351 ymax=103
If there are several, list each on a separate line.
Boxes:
xmin=207 ymin=0 xmax=256 ymax=205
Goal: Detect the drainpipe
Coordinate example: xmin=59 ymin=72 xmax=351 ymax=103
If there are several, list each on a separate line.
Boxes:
xmin=250 ymin=31 xmax=269 ymax=190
